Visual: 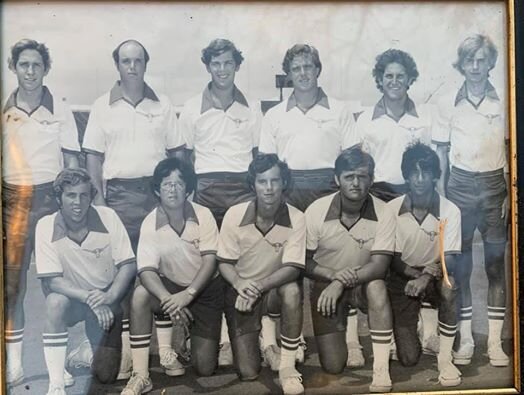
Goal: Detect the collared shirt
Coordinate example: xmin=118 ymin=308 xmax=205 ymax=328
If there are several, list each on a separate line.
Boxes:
xmin=179 ymin=84 xmax=261 ymax=174
xmin=432 ymin=82 xmax=507 ymax=172
xmin=345 ymin=97 xmax=433 ymax=185
xmin=3 ymin=87 xmax=80 ymax=185
xmin=35 ymin=205 xmax=135 ymax=290
xmin=259 ymin=88 xmax=354 ymax=170
xmin=217 ymin=200 xmax=306 ymax=281
xmin=82 ymin=82 xmax=184 ymax=180
xmin=305 ymin=192 xmax=395 ymax=272
xmin=387 ymin=192 xmax=461 ymax=276
xmin=137 ymin=201 xmax=219 ymax=287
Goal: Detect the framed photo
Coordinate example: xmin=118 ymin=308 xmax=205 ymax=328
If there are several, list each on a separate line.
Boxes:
xmin=1 ymin=1 xmax=520 ymax=394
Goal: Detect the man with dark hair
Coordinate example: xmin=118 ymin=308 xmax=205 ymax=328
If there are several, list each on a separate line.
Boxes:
xmin=260 ymin=43 xmax=354 ymax=212
xmin=82 ymin=39 xmax=185 ymax=378
xmin=433 ymin=34 xmax=509 ymax=368
xmin=387 ymin=142 xmax=462 ymax=387
xmin=305 ymin=147 xmax=395 ymax=393
xmin=178 ymin=37 xmax=261 ymax=365
xmin=121 ymin=158 xmax=222 ymax=395
xmin=3 ymin=38 xmax=80 ymax=386
xmin=217 ymin=154 xmax=306 ymax=395
xmin=35 ymin=168 xmax=136 ymax=395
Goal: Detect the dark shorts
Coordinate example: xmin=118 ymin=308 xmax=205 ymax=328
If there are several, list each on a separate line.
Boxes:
xmin=310 ymin=280 xmax=367 ymax=337
xmin=370 ymin=182 xmax=409 ymax=203
xmin=106 ymin=177 xmax=158 ymax=251
xmin=161 ymin=276 xmax=224 ymax=341
xmin=287 ymin=169 xmax=338 ymax=212
xmin=3 ymin=182 xmax=59 ymax=271
xmin=194 ymin=172 xmax=255 ymax=228
xmin=447 ymin=167 xmax=507 ymax=248
xmin=224 ymin=285 xmax=279 ymax=339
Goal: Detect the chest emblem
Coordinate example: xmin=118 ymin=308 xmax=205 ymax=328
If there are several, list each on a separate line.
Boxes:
xmin=483 ymin=114 xmax=500 ymax=124
xmin=348 ymin=234 xmax=374 ymax=249
xmin=265 ymin=239 xmax=288 ymax=253
xmin=420 ymin=228 xmax=439 ymax=241
xmin=83 ymin=244 xmax=110 ymax=258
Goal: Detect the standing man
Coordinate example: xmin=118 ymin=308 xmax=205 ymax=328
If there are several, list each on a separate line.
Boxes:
xmin=3 ymin=39 xmax=80 ymax=386
xmin=35 ymin=168 xmax=136 ymax=395
xmin=82 ymin=39 xmax=185 ymax=379
xmin=387 ymin=143 xmax=462 ymax=387
xmin=217 ymin=154 xmax=306 ymax=395
xmin=433 ymin=34 xmax=509 ymax=367
xmin=259 ymin=43 xmax=355 ymax=212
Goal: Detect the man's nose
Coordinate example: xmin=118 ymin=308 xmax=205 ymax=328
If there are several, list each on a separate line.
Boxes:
xmin=26 ymin=64 xmax=35 ymax=75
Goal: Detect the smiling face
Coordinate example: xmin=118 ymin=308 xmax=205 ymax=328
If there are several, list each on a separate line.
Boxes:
xmin=288 ymin=53 xmax=319 ymax=94
xmin=116 ymin=41 xmax=146 ymax=84
xmin=254 ymin=165 xmax=285 ymax=207
xmin=461 ymin=47 xmax=491 ymax=85
xmin=14 ymin=49 xmax=48 ymax=93
xmin=60 ymin=182 xmax=93 ymax=224
xmin=406 ymin=163 xmax=436 ymax=198
xmin=157 ymin=169 xmax=187 ymax=211
xmin=206 ymin=50 xmax=239 ymax=91
xmin=380 ymin=62 xmax=411 ymax=101
xmin=336 ymin=167 xmax=373 ymax=203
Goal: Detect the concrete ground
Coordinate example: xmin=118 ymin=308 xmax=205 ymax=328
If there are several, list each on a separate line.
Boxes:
xmin=7 ymin=236 xmax=516 ymax=395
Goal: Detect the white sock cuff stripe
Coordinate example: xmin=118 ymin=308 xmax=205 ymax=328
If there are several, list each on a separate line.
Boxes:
xmin=488 ymin=314 xmax=505 ymax=320
xmin=268 ymin=313 xmax=280 ymax=319
xmin=421 ymin=302 xmax=433 ymax=308
xmin=5 ymin=328 xmax=24 ymax=335
xmin=439 ymin=321 xmax=457 ymax=330
xmin=43 ymin=332 xmax=69 ymax=339
xmin=461 ymin=306 xmax=473 ymax=311
xmin=459 ymin=313 xmax=473 ymax=319
xmin=155 ymin=321 xmax=173 ymax=328
xmin=348 ymin=308 xmax=358 ymax=316
xmin=5 ymin=334 xmax=24 ymax=342
xmin=487 ymin=306 xmax=506 ymax=311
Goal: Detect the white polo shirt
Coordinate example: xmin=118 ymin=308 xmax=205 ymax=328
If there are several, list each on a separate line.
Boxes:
xmin=345 ymin=97 xmax=433 ymax=185
xmin=217 ymin=200 xmax=306 ymax=281
xmin=137 ymin=202 xmax=219 ymax=287
xmin=82 ymin=82 xmax=184 ymax=180
xmin=306 ymin=193 xmax=395 ymax=272
xmin=2 ymin=87 xmax=80 ymax=186
xmin=35 ymin=205 xmax=135 ymax=291
xmin=432 ymin=82 xmax=507 ymax=172
xmin=179 ymin=84 xmax=261 ymax=175
xmin=387 ymin=192 xmax=461 ymax=277
xmin=259 ymin=88 xmax=354 ymax=170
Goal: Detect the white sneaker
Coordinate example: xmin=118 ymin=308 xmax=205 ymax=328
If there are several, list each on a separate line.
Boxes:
xmin=66 ymin=340 xmax=93 ymax=369
xmin=452 ymin=341 xmax=474 ymax=365
xmin=422 ymin=334 xmax=440 ymax=356
xmin=46 ymin=383 xmax=67 ymax=395
xmin=347 ymin=341 xmax=365 ymax=368
xmin=159 ymin=348 xmax=185 ymax=376
xmin=117 ymin=347 xmax=133 ymax=380
xmin=295 ymin=341 xmax=307 ymax=364
xmin=262 ymin=344 xmax=281 ymax=371
xmin=279 ymin=367 xmax=304 ymax=395
xmin=64 ymin=369 xmax=75 ymax=387
xmin=6 ymin=364 xmax=24 ymax=386
xmin=488 ymin=341 xmax=510 ymax=367
xmin=369 ymin=364 xmax=392 ymax=393
xmin=218 ymin=342 xmax=234 ymax=366
xmin=438 ymin=360 xmax=462 ymax=387
xmin=121 ymin=372 xmax=153 ymax=395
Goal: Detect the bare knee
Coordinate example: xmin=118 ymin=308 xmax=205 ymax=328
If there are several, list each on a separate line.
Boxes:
xmin=319 ymin=355 xmax=345 ymax=374
xmin=5 ymin=270 xmax=26 ymax=304
xmin=93 ymin=347 xmax=120 ymax=384
xmin=366 ymin=280 xmax=388 ymax=309
xmin=194 ymin=360 xmax=217 ymax=377
xmin=439 ymin=277 xmax=457 ymax=301
xmin=131 ymin=285 xmax=153 ymax=310
xmin=238 ymin=364 xmax=260 ymax=381
xmin=278 ymin=282 xmax=302 ymax=307
xmin=46 ymin=293 xmax=70 ymax=321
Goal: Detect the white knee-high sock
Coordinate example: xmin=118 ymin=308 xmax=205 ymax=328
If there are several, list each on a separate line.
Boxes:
xmin=130 ymin=334 xmax=151 ymax=377
xmin=43 ymin=332 xmax=68 ymax=386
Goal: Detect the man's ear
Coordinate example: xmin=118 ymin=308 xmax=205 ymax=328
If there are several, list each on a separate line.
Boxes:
xmin=334 ymin=174 xmax=340 ymax=187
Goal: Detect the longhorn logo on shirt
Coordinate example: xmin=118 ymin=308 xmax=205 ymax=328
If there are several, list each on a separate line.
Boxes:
xmin=191 ymin=239 xmax=200 ymax=249
xmin=265 ymin=239 xmax=288 ymax=253
xmin=348 ymin=234 xmax=374 ymax=249
xmin=483 ymin=114 xmax=500 ymax=124
xmin=82 ymin=244 xmax=109 ymax=258
xmin=420 ymin=228 xmax=439 ymax=241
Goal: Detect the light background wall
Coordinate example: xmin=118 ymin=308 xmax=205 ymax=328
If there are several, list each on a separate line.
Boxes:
xmin=1 ymin=1 xmax=507 ymax=109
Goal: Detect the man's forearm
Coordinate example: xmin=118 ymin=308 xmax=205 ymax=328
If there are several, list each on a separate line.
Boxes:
xmin=390 ymin=257 xmax=421 ymax=279
xmin=139 ymin=270 xmax=172 ymax=302
xmin=436 ymin=145 xmax=449 ymax=195
xmin=305 ymin=258 xmax=335 ymax=282
xmin=354 ymin=255 xmax=391 ymax=285
xmin=106 ymin=262 xmax=137 ymax=304
xmin=257 ymin=266 xmax=301 ymax=293
xmin=86 ymin=153 xmax=106 ymax=205
xmin=188 ymin=255 xmax=217 ymax=295
xmin=219 ymin=262 xmax=241 ymax=287
xmin=45 ymin=277 xmax=89 ymax=303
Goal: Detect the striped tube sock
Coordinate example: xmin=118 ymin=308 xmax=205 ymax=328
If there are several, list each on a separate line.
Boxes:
xmin=487 ymin=306 xmax=505 ymax=344
xmin=43 ymin=332 xmax=68 ymax=386
xmin=438 ymin=321 xmax=457 ymax=363
xmin=122 ymin=318 xmax=130 ymax=351
xmin=420 ymin=303 xmax=438 ymax=338
xmin=130 ymin=334 xmax=152 ymax=377
xmin=261 ymin=315 xmax=278 ymax=349
xmin=280 ymin=334 xmax=300 ymax=370
xmin=6 ymin=328 xmax=24 ymax=370
xmin=458 ymin=306 xmax=473 ymax=344
xmin=155 ymin=315 xmax=173 ymax=354
xmin=346 ymin=309 xmax=360 ymax=344
xmin=370 ymin=329 xmax=393 ymax=369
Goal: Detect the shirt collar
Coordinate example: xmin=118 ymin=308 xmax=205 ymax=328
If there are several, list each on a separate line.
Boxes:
xmin=371 ymin=96 xmax=418 ymax=121
xmin=286 ymin=87 xmax=330 ymax=112
xmin=3 ymin=86 xmax=54 ymax=114
xmin=398 ymin=192 xmax=440 ymax=219
xmin=109 ymin=81 xmax=159 ymax=105
xmin=454 ymin=81 xmax=500 ymax=107
xmin=155 ymin=202 xmax=199 ymax=230
xmin=324 ymin=192 xmax=378 ymax=223
xmin=52 ymin=206 xmax=108 ymax=242
xmin=239 ymin=200 xmax=292 ymax=228
xmin=200 ymin=83 xmax=249 ymax=114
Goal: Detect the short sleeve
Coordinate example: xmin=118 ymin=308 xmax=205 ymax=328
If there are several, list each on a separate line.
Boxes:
xmin=371 ymin=203 xmax=396 ymax=255
xmin=108 ymin=209 xmax=135 ymax=268
xmin=178 ymin=104 xmax=195 ymax=150
xmin=82 ymin=101 xmax=106 ymax=155
xmin=198 ymin=207 xmax=219 ymax=255
xmin=339 ymin=103 xmax=356 ymax=150
xmin=217 ymin=207 xmax=241 ymax=263
xmin=443 ymin=204 xmax=462 ymax=255
xmin=136 ymin=217 xmax=160 ymax=274
xmin=282 ymin=212 xmax=306 ymax=269
xmin=431 ymin=97 xmax=452 ymax=146
xmin=59 ymin=101 xmax=81 ymax=153
xmin=343 ymin=114 xmax=364 ymax=149
xmin=305 ymin=205 xmax=320 ymax=251
xmin=164 ymin=102 xmax=185 ymax=151
xmin=250 ymin=103 xmax=263 ymax=150
xmin=35 ymin=218 xmax=63 ymax=279
xmin=258 ymin=112 xmax=278 ymax=154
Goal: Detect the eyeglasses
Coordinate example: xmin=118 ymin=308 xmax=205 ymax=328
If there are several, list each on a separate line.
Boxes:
xmin=160 ymin=182 xmax=185 ymax=191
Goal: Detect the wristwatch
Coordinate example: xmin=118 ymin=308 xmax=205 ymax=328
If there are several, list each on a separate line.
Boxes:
xmin=186 ymin=287 xmax=197 ymax=297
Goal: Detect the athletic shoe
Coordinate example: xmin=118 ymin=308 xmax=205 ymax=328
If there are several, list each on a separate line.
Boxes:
xmin=117 ymin=347 xmax=133 ymax=380
xmin=369 ymin=364 xmax=392 ymax=393
xmin=452 ymin=341 xmax=474 ymax=365
xmin=6 ymin=364 xmax=24 ymax=386
xmin=262 ymin=344 xmax=281 ymax=371
xmin=64 ymin=369 xmax=75 ymax=387
xmin=422 ymin=334 xmax=440 ymax=356
xmin=46 ymin=384 xmax=66 ymax=395
xmin=438 ymin=360 xmax=462 ymax=387
xmin=295 ymin=341 xmax=307 ymax=364
xmin=121 ymin=372 xmax=153 ymax=395
xmin=279 ymin=367 xmax=304 ymax=395
xmin=488 ymin=341 xmax=510 ymax=367
xmin=66 ymin=340 xmax=93 ymax=369
xmin=347 ymin=341 xmax=365 ymax=368
xmin=159 ymin=348 xmax=185 ymax=376
xmin=218 ymin=342 xmax=234 ymax=366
